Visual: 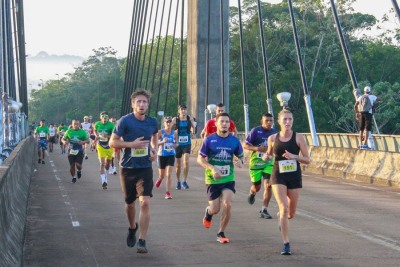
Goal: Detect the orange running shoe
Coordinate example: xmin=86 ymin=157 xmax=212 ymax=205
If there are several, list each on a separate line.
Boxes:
xmin=203 ymin=207 xmax=212 ymax=228
xmin=217 ymin=232 xmax=230 ymax=243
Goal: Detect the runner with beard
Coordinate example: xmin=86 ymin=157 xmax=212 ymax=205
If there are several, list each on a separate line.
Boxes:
xmin=63 ymin=120 xmax=90 ymax=183
xmin=109 ymin=89 xmax=158 ymax=253
xmin=197 ymin=112 xmax=244 ymax=244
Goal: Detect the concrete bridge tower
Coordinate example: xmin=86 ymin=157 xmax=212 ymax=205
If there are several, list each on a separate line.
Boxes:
xmin=187 ymin=0 xmax=230 ymax=132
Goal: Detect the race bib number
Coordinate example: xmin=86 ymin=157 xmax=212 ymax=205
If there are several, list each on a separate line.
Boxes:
xmin=50 ymin=133 xmax=55 ymax=137
xmin=70 ymin=149 xmax=79 ymax=155
xmin=257 ymin=152 xmax=265 ymax=159
xmin=131 ymin=148 xmax=148 ymax=157
xmin=178 ymin=136 xmax=188 ymax=143
xmin=164 ymin=143 xmax=174 ymax=151
xmin=278 ymin=160 xmax=297 ymax=173
xmin=39 ymin=132 xmax=46 ymax=138
xmin=215 ymin=165 xmax=230 ymax=177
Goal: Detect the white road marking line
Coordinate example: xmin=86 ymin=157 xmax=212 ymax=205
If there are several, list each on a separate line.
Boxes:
xmin=192 ymin=174 xmax=400 ymax=252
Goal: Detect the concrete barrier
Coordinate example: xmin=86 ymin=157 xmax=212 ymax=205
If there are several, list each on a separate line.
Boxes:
xmin=0 ymin=136 xmax=35 ymax=267
xmin=192 ymin=138 xmax=400 ymax=187
xmin=303 ymin=146 xmax=400 ymax=187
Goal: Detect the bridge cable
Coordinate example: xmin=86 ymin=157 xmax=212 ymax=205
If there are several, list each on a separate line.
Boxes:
xmin=138 ymin=0 xmax=156 ymax=88
xmin=237 ymin=0 xmax=250 ymax=136
xmin=220 ymin=0 xmax=225 ymax=104
xmin=155 ymin=0 xmax=175 ymax=114
xmin=256 ymin=0 xmax=274 ymax=117
xmin=148 ymin=0 xmax=167 ymax=115
xmin=121 ymin=0 xmax=140 ymax=114
xmin=178 ymin=0 xmax=185 ymax=105
xmin=144 ymin=0 xmax=162 ymax=91
xmin=132 ymin=0 xmax=149 ymax=90
xmin=205 ymin=0 xmax=211 ymax=109
xmin=288 ymin=0 xmax=319 ymax=146
xmin=163 ymin=0 xmax=181 ymax=114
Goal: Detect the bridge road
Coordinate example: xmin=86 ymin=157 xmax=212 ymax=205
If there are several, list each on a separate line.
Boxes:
xmin=23 ymin=145 xmax=400 ymax=267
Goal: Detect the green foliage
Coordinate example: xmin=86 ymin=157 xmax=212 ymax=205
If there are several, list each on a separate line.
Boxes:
xmin=29 ymin=2 xmax=400 ymax=134
xmin=28 ymin=47 xmax=124 ymax=124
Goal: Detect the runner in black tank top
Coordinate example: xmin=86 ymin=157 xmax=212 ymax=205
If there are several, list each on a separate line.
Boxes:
xmin=271 ymin=131 xmax=302 ymax=189
xmin=263 ymin=109 xmax=310 ymax=256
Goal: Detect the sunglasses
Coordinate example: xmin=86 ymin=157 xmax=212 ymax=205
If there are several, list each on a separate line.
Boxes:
xmin=166 ymin=120 xmax=172 ymax=123
xmin=101 ymin=115 xmax=109 ymax=118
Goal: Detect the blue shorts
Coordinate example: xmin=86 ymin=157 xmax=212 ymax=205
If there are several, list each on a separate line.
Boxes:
xmin=206 ymin=181 xmax=236 ymax=201
xmin=38 ymin=139 xmax=48 ymax=150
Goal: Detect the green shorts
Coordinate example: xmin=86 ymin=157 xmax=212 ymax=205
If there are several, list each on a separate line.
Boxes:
xmin=249 ymin=164 xmax=273 ymax=183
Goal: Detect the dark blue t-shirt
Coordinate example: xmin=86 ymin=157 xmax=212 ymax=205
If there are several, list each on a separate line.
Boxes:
xmin=114 ymin=113 xmax=158 ymax=169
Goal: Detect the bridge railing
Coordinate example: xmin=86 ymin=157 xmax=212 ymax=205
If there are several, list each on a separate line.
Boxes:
xmin=237 ymin=132 xmax=400 ymax=153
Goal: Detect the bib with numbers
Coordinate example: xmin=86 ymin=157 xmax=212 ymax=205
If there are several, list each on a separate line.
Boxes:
xmin=163 ymin=143 xmax=174 ymax=151
xmin=278 ymin=160 xmax=297 ymax=173
xmin=39 ymin=132 xmax=46 ymax=138
xmin=178 ymin=136 xmax=188 ymax=143
xmin=215 ymin=165 xmax=231 ymax=177
xmin=131 ymin=148 xmax=148 ymax=157
xmin=70 ymin=149 xmax=79 ymax=155
xmin=257 ymin=152 xmax=265 ymax=159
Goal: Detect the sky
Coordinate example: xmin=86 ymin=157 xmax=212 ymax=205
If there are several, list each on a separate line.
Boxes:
xmin=24 ymin=0 xmax=397 ymax=58
xmin=23 ymin=0 xmax=397 ymax=87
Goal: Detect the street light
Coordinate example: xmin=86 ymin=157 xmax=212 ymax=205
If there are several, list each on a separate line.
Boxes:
xmin=157 ymin=111 xmax=164 ymax=129
xmin=207 ymin=104 xmax=217 ymax=118
xmin=39 ymin=79 xmax=44 ymax=89
xmin=277 ymin=92 xmax=291 ymax=109
xmin=55 ymin=73 xmax=60 ymax=81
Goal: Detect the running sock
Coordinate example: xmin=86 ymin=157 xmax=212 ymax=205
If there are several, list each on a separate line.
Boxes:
xmin=101 ymin=174 xmax=106 ymax=183
xmin=205 ymin=207 xmax=213 ymax=221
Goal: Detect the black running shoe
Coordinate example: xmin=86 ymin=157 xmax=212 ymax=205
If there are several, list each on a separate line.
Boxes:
xmin=260 ymin=208 xmax=272 ymax=219
xmin=72 ymin=177 xmax=77 ymax=183
xmin=137 ymin=239 xmax=148 ymax=253
xmin=38 ymin=158 xmax=41 ymax=164
xmin=77 ymin=170 xmax=82 ymax=179
xmin=85 ymin=155 xmax=88 ymax=160
xmin=42 ymin=160 xmax=45 ymax=164
xmin=127 ymin=223 xmax=138 ymax=248
xmin=102 ymin=182 xmax=107 ymax=190
xmin=281 ymin=242 xmax=291 ymax=255
xmin=247 ymin=193 xmax=255 ymax=205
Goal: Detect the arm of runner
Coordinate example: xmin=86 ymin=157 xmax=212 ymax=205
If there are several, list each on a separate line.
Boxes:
xmin=262 ymin=134 xmax=275 ymax=161
xmin=296 ymin=133 xmax=311 ymax=164
xmin=109 ymin=133 xmax=150 ymax=149
xmin=234 ymin=156 xmax=244 ymax=168
xmin=197 ymin=154 xmax=222 ymax=179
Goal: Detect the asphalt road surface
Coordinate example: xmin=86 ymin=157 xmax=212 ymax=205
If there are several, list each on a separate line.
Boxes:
xmin=23 ymin=147 xmax=400 ymax=267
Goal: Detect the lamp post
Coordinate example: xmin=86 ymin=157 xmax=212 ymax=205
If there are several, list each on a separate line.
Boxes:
xmin=39 ymin=79 xmax=44 ymax=89
xmin=203 ymin=104 xmax=216 ymax=132
xmin=277 ymin=92 xmax=291 ymax=109
xmin=157 ymin=110 xmax=164 ymax=129
xmin=55 ymin=73 xmax=60 ymax=81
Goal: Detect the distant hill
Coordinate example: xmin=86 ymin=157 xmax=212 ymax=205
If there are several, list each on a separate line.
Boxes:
xmin=26 ymin=51 xmax=85 ymax=96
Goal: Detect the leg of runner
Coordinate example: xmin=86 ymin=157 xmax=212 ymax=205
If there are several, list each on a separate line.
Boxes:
xmin=182 ymin=153 xmax=190 ymax=189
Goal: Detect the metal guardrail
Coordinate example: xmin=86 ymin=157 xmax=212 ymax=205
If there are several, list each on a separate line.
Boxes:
xmin=237 ymin=132 xmax=400 ymax=153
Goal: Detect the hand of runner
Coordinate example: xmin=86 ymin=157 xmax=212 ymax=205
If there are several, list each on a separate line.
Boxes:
xmin=149 ymin=149 xmax=156 ymax=162
xmin=234 ymin=158 xmax=244 ymax=168
xmin=262 ymin=154 xmax=272 ymax=161
xmin=131 ymin=136 xmax=150 ymax=149
xmin=211 ymin=167 xmax=222 ymax=179
xmin=282 ymin=150 xmax=298 ymax=160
